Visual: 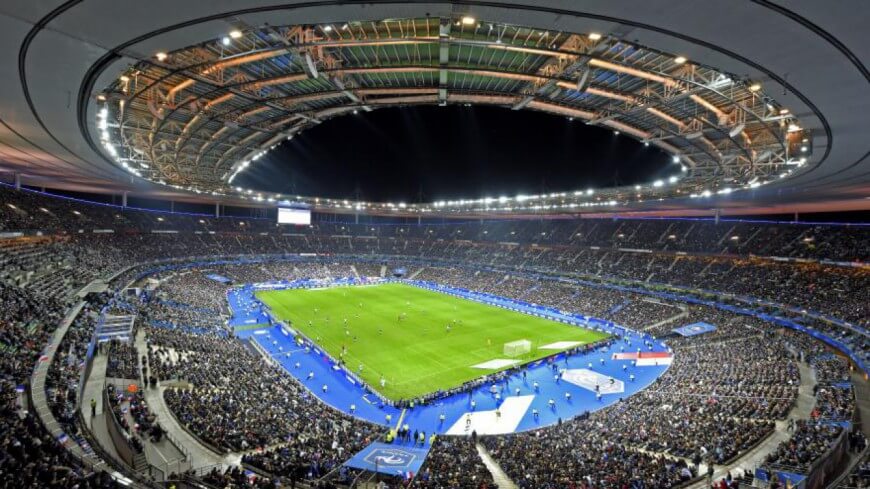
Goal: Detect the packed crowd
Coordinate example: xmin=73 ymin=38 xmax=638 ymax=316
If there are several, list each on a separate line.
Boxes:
xmin=0 ymin=185 xmax=867 ymax=488
xmin=2 ymin=184 xmax=867 ymax=263
xmin=105 ymin=339 xmax=140 ymax=380
xmin=0 ymin=282 xmax=120 ymax=487
xmin=148 ymin=326 xmax=382 ymax=479
xmin=152 ymin=270 xmax=231 ymax=312
xmin=45 ymin=310 xmax=100 ymax=436
xmin=484 ymin=423 xmax=698 ymax=489
xmin=1 ymin=198 xmax=867 ymax=335
xmin=762 ymin=350 xmax=855 ymax=474
xmin=764 ymin=420 xmax=843 ymax=471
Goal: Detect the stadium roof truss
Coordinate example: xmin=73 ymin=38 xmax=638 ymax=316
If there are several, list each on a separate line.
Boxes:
xmin=97 ymin=16 xmax=811 ymax=211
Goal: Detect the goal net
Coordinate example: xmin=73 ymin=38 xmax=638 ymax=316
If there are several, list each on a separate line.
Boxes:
xmin=503 ymin=339 xmax=531 ymax=357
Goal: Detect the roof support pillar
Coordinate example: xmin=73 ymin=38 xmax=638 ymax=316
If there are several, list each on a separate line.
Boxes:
xmin=438 ymin=20 xmax=450 ymax=105
xmin=121 ymin=191 xmax=128 ymax=208
xmin=13 ymin=172 xmax=21 ymax=190
xmin=215 ymin=202 xmax=220 ymax=218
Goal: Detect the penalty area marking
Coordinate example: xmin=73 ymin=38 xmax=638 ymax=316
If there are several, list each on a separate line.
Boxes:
xmin=539 ymin=341 xmax=583 ymax=350
xmin=471 ymin=359 xmax=520 ymax=370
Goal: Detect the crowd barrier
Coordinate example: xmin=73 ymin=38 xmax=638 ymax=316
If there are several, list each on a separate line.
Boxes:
xmin=102 ymin=383 xmax=139 ymax=469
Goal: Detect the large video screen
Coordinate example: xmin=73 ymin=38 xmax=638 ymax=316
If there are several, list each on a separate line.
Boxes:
xmin=277 ymin=207 xmax=311 ymax=225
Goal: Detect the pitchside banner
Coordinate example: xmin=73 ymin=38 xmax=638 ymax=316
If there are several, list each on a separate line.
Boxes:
xmin=345 ymin=442 xmax=430 ymax=477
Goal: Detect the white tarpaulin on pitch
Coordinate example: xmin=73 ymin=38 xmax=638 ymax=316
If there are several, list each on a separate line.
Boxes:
xmin=539 ymin=341 xmax=583 ymax=350
xmin=561 ymin=369 xmax=625 ymax=394
xmin=446 ymin=395 xmax=534 ymax=435
xmin=471 ymin=359 xmax=520 ymax=369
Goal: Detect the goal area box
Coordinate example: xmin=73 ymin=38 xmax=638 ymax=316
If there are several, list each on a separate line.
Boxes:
xmin=503 ymin=339 xmax=531 ymax=357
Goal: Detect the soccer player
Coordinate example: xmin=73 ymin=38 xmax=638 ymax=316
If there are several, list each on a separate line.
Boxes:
xmin=307 ymin=371 xmax=314 ymax=380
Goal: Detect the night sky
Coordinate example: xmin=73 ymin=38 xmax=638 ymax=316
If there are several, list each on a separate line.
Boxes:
xmin=237 ymin=105 xmax=677 ymax=202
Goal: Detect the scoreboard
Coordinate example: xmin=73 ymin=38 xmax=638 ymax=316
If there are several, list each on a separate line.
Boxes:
xmin=277 ymin=203 xmax=311 ymax=225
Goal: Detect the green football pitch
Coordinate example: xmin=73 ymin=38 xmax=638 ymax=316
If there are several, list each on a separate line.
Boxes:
xmin=256 ymin=282 xmax=609 ymax=401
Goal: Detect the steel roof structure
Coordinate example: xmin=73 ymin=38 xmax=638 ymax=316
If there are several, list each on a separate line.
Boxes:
xmin=0 ymin=1 xmax=867 ymax=216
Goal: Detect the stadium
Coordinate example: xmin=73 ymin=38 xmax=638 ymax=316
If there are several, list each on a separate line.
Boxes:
xmin=0 ymin=2 xmax=867 ymax=489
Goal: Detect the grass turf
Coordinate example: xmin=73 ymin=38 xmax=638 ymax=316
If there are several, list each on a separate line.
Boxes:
xmin=256 ymin=282 xmax=609 ymax=401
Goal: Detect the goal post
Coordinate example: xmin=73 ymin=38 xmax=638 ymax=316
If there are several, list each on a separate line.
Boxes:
xmin=503 ymin=339 xmax=531 ymax=357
